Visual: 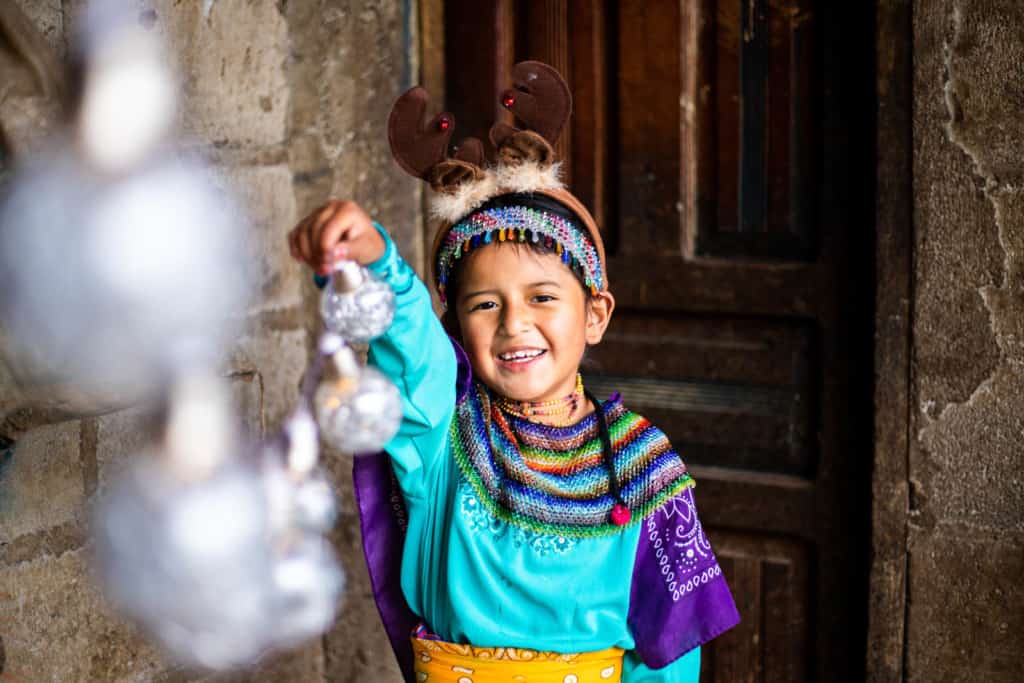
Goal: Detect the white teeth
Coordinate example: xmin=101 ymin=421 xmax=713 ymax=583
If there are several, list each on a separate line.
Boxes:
xmin=499 ymin=349 xmax=544 ymax=361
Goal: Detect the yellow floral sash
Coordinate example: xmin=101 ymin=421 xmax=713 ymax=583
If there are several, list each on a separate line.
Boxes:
xmin=411 ymin=635 xmax=624 ymax=683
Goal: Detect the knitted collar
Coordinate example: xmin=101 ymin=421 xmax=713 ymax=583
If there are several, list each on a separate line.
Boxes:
xmin=450 ymin=381 xmax=694 ymax=538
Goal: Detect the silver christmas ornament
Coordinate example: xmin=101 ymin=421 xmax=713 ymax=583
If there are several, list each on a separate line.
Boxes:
xmin=292 ymin=476 xmax=339 ymax=533
xmin=94 ymin=377 xmax=279 ymax=670
xmin=269 ymin=536 xmax=345 ymax=649
xmin=320 ymin=261 xmax=395 ymax=342
xmin=262 ymin=447 xmax=338 ymax=537
xmin=259 ymin=455 xmax=344 ymax=649
xmin=314 ymin=345 xmax=402 ymax=453
xmin=0 ymin=0 xmax=249 ymax=400
xmin=95 ymin=375 xmax=348 ymax=670
xmin=97 ymin=459 xmax=278 ymax=669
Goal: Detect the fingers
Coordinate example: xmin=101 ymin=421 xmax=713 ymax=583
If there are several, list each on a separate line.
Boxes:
xmin=287 ymin=200 xmax=377 ymax=273
xmin=287 ymin=225 xmax=299 ymax=260
xmin=316 ymin=204 xmax=354 ymax=266
xmin=287 ymin=201 xmax=338 ymax=271
xmin=316 ymin=201 xmax=373 ymax=269
xmin=296 ymin=221 xmax=315 ymax=270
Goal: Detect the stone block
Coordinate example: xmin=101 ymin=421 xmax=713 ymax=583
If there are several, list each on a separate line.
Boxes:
xmin=93 ymin=368 xmax=268 ymax=496
xmin=905 ymin=527 xmax=1024 ymax=682
xmin=283 ymin=0 xmax=423 ymax=271
xmin=227 ymin=369 xmax=266 ymax=440
xmin=210 ymin=163 xmax=302 ymax=314
xmin=94 ymin=407 xmax=157 ymax=500
xmin=917 ymin=366 xmax=1024 ymax=531
xmin=0 ymin=421 xmax=84 ymax=544
xmin=912 ymin=0 xmax=1005 ymax=411
xmin=0 ymin=529 xmax=324 ymax=683
xmin=178 ymin=0 xmax=289 ymax=148
xmin=324 ymin=539 xmax=401 ymax=683
xmin=11 ymin=0 xmax=64 ymax=56
xmin=936 ymin=0 xmax=1024 ymax=183
xmin=231 ymin=328 xmax=310 ymax=433
xmin=0 ymin=549 xmax=169 ymax=682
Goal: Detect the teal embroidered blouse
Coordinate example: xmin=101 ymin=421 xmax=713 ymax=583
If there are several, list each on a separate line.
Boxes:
xmin=366 ymin=227 xmax=701 ymax=681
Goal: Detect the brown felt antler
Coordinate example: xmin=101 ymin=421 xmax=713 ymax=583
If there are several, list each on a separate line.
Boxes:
xmin=489 ymin=61 xmax=573 ymax=156
xmin=388 ymin=86 xmax=485 ymax=194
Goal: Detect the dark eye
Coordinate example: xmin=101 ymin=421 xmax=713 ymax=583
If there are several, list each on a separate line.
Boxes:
xmin=469 ymin=301 xmax=497 ymax=312
xmin=533 ymin=294 xmax=556 ymax=303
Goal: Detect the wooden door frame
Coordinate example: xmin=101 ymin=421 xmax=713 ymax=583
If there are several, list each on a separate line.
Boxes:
xmin=868 ymin=1 xmax=912 ymax=681
xmin=416 ymin=1 xmax=915 ymax=680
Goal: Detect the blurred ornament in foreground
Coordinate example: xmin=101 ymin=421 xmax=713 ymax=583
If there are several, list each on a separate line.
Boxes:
xmin=94 ymin=376 xmax=276 ymax=669
xmin=74 ymin=0 xmax=177 ymax=173
xmin=0 ymin=0 xmax=249 ymax=403
xmin=94 ymin=375 xmax=345 ymax=670
xmin=269 ymin=535 xmax=344 ymax=649
xmin=0 ymin=156 xmax=249 ymax=398
xmin=314 ymin=344 xmax=402 ymax=453
xmin=97 ymin=458 xmax=277 ymax=669
xmin=320 ymin=260 xmax=395 ymax=341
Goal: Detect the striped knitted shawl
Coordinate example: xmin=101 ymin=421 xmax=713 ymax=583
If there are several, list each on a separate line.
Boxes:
xmin=451 ymin=381 xmax=695 ymax=537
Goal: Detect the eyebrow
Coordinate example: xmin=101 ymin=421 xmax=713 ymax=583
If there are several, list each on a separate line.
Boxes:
xmin=460 ymin=280 xmax=563 ymax=300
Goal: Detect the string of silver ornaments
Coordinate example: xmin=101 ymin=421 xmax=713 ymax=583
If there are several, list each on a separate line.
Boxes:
xmin=0 ymin=0 xmax=402 ymax=671
xmin=93 ymin=263 xmax=401 ymax=670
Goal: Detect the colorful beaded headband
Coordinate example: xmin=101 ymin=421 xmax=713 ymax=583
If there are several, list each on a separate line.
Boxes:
xmin=387 ymin=61 xmax=609 ymax=299
xmin=436 ymin=205 xmax=603 ymax=305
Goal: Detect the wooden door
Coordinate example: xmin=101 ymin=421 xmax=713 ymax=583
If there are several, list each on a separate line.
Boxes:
xmin=432 ymin=1 xmax=874 ymax=679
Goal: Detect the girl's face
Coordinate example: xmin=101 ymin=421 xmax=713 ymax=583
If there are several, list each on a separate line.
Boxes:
xmin=454 ymin=242 xmax=614 ymax=403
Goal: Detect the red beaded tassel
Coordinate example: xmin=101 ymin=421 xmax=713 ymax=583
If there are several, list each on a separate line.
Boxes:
xmin=585 ymin=388 xmax=632 ymax=528
xmin=610 ymin=503 xmax=632 ymax=526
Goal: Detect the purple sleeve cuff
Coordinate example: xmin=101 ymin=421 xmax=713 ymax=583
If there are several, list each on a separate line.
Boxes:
xmin=628 ymin=488 xmax=740 ymax=669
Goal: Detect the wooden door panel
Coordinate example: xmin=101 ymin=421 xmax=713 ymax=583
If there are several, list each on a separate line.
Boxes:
xmin=584 ymin=313 xmax=816 ymax=477
xmin=607 ymin=257 xmax=824 ymax=317
xmin=602 ymin=0 xmax=820 ymax=263
xmin=694 ymin=468 xmax=816 ymax=539
xmin=586 ymin=313 xmax=812 ymax=385
xmin=703 ymin=0 xmax=819 ymax=258
xmin=614 ymin=0 xmax=683 ymax=257
xmin=437 ymin=0 xmax=869 ymax=679
xmin=702 ymin=531 xmax=812 ymax=682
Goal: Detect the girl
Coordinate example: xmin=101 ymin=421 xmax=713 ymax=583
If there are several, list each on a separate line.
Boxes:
xmin=288 ymin=62 xmax=739 ymax=683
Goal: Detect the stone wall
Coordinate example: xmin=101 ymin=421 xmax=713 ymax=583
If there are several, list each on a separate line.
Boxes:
xmin=0 ymin=1 xmax=419 ymax=681
xmin=908 ymin=0 xmax=1024 ymax=680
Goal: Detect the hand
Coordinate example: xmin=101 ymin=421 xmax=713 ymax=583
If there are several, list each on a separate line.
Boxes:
xmin=287 ymin=200 xmax=386 ymax=275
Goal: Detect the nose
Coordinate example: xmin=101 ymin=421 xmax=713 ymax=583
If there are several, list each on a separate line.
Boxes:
xmin=499 ymin=299 xmax=532 ymax=336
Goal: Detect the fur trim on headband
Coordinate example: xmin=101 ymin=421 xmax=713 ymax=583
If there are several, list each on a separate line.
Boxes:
xmin=428 ymin=172 xmax=499 ymax=223
xmin=493 ymin=160 xmax=564 ymax=195
xmin=428 ymin=160 xmax=564 ymax=223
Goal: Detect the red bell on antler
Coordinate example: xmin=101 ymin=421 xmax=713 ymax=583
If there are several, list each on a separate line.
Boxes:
xmin=387 ymin=86 xmax=486 ymax=195
xmin=387 ymin=87 xmax=459 ymax=180
xmin=490 ymin=61 xmax=572 ymax=149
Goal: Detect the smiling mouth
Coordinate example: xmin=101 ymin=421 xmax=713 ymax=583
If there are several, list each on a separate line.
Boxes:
xmin=497 ymin=349 xmax=546 ymax=363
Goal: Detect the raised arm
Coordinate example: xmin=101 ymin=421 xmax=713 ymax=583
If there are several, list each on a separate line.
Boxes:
xmin=364 ymin=225 xmax=457 ymax=496
xmin=288 ymin=199 xmax=457 ymax=499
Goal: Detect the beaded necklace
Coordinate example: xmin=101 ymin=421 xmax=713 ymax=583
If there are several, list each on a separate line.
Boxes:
xmin=493 ymin=374 xmax=584 ymax=426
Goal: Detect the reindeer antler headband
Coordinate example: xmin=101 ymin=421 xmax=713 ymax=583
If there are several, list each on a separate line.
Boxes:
xmin=387 ymin=61 xmax=607 ymax=304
